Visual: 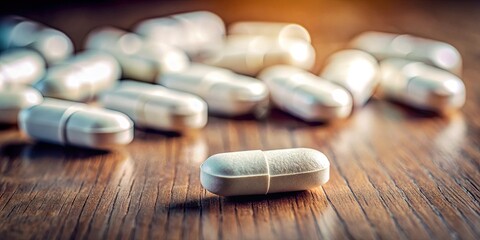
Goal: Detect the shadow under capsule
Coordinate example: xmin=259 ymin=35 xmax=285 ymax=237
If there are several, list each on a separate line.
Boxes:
xmin=264 ymin=108 xmax=355 ymax=133
xmin=0 ymin=141 xmax=110 ymax=160
xmin=164 ymin=188 xmax=342 ymax=238
xmin=167 ymin=189 xmax=327 ymax=209
xmin=133 ymin=127 xmax=183 ymax=140
xmin=0 ymin=123 xmax=18 ymax=131
xmin=0 ymin=141 xmax=131 ymax=182
xmin=377 ymin=99 xmax=459 ymax=121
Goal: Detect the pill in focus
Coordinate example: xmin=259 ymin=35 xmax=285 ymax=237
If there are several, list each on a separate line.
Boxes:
xmin=19 ymin=98 xmax=134 ymax=149
xmin=100 ymin=81 xmax=208 ymax=132
xmin=379 ymin=58 xmax=466 ymax=114
xmin=200 ymin=148 xmax=330 ymax=196
xmin=259 ymin=65 xmax=352 ymax=122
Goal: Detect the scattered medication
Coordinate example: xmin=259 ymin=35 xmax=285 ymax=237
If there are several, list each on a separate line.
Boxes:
xmin=198 ymin=35 xmax=315 ymax=76
xmin=85 ymin=27 xmax=189 ymax=83
xmin=159 ymin=64 xmax=270 ymax=118
xmin=135 ymin=11 xmax=225 ymax=56
xmin=350 ymin=31 xmax=462 ymax=75
xmin=259 ymin=65 xmax=352 ymax=122
xmin=0 ymin=15 xmax=74 ymax=65
xmin=35 ymin=51 xmax=121 ymax=102
xmin=100 ymin=81 xmax=208 ymax=132
xmin=320 ymin=50 xmax=379 ymax=107
xmin=0 ymin=85 xmax=43 ymax=124
xmin=229 ymin=21 xmax=311 ymax=43
xmin=0 ymin=49 xmax=46 ymax=86
xmin=19 ymin=98 xmax=133 ymax=149
xmin=379 ymin=58 xmax=466 ymax=114
xmin=200 ymin=148 xmax=330 ymax=196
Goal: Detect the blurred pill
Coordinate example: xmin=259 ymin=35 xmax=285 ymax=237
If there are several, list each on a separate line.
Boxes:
xmin=229 ymin=21 xmax=311 ymax=43
xmin=379 ymin=58 xmax=465 ymax=114
xmin=19 ymin=98 xmax=133 ymax=149
xmin=0 ymin=15 xmax=73 ymax=65
xmin=259 ymin=65 xmax=352 ymax=122
xmin=0 ymin=49 xmax=46 ymax=86
xmin=35 ymin=51 xmax=121 ymax=102
xmin=159 ymin=64 xmax=270 ymax=118
xmin=0 ymin=85 xmax=43 ymax=124
xmin=135 ymin=11 xmax=225 ymax=56
xmin=199 ymin=35 xmax=315 ymax=76
xmin=350 ymin=31 xmax=462 ymax=75
xmin=320 ymin=50 xmax=379 ymax=107
xmin=100 ymin=81 xmax=207 ymax=132
xmin=85 ymin=27 xmax=189 ymax=83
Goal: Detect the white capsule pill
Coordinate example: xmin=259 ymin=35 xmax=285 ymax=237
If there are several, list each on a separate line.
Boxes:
xmin=100 ymin=81 xmax=207 ymax=132
xmin=200 ymin=148 xmax=330 ymax=196
xmin=229 ymin=21 xmax=311 ymax=43
xmin=259 ymin=65 xmax=352 ymax=122
xmin=159 ymin=64 xmax=270 ymax=117
xmin=350 ymin=31 xmax=462 ymax=75
xmin=0 ymin=16 xmax=73 ymax=65
xmin=0 ymin=85 xmax=43 ymax=124
xmin=320 ymin=50 xmax=379 ymax=107
xmin=0 ymin=49 xmax=46 ymax=86
xmin=135 ymin=11 xmax=225 ymax=56
xmin=34 ymin=51 xmax=121 ymax=102
xmin=19 ymin=98 xmax=133 ymax=149
xmin=85 ymin=27 xmax=189 ymax=83
xmin=199 ymin=35 xmax=315 ymax=76
xmin=379 ymin=58 xmax=465 ymax=113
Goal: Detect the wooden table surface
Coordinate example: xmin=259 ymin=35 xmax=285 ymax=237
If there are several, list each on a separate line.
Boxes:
xmin=1 ymin=0 xmax=479 ymax=239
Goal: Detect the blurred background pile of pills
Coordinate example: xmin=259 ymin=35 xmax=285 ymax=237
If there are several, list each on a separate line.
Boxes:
xmin=0 ymin=11 xmax=466 ymax=150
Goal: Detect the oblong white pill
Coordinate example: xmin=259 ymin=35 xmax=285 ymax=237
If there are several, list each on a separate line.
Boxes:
xmin=379 ymin=58 xmax=466 ymax=113
xmin=199 ymin=35 xmax=315 ymax=76
xmin=85 ymin=27 xmax=189 ymax=83
xmin=0 ymin=15 xmax=73 ymax=65
xmin=34 ymin=51 xmax=121 ymax=102
xmin=229 ymin=21 xmax=311 ymax=43
xmin=19 ymin=98 xmax=133 ymax=149
xmin=320 ymin=50 xmax=379 ymax=107
xmin=259 ymin=65 xmax=352 ymax=122
xmin=0 ymin=85 xmax=43 ymax=124
xmin=0 ymin=49 xmax=46 ymax=86
xmin=135 ymin=11 xmax=225 ymax=56
xmin=159 ymin=64 xmax=270 ymax=117
xmin=350 ymin=31 xmax=462 ymax=75
xmin=100 ymin=81 xmax=207 ymax=132
xmin=200 ymin=148 xmax=330 ymax=196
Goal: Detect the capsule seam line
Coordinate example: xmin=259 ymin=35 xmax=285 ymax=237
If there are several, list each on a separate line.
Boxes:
xmin=200 ymin=71 xmax=220 ymax=97
xmin=86 ymin=77 xmax=94 ymax=102
xmin=59 ymin=106 xmax=79 ymax=145
xmin=262 ymin=151 xmax=270 ymax=195
xmin=136 ymin=93 xmax=149 ymax=127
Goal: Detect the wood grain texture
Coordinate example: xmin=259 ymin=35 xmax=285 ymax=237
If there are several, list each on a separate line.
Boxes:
xmin=1 ymin=0 xmax=479 ymax=239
